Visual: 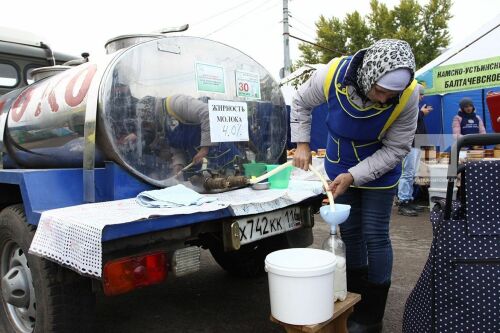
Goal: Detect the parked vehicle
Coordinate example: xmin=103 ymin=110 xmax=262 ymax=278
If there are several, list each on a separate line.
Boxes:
xmin=0 ymin=29 xmax=322 ymax=332
xmin=0 ymin=27 xmax=80 ymax=96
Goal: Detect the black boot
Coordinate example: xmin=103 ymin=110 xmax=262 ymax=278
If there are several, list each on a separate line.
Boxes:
xmin=347 ymin=280 xmax=391 ymax=333
xmin=408 ymin=200 xmax=425 ymax=212
xmin=346 ymin=266 xmax=368 ymax=295
xmin=398 ymin=201 xmax=419 ymax=216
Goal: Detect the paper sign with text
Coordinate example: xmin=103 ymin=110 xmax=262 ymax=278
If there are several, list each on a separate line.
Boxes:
xmin=195 ymin=62 xmax=225 ymax=94
xmin=208 ymin=100 xmax=249 ymax=142
xmin=235 ymin=70 xmax=261 ymax=99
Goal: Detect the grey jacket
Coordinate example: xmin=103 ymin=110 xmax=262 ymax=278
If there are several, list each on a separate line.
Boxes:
xmin=167 ymin=94 xmax=212 ymax=147
xmin=290 ymin=59 xmax=419 ymax=186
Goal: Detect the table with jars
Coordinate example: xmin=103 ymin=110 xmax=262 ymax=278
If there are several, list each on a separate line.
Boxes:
xmin=416 ymin=144 xmax=500 ymax=207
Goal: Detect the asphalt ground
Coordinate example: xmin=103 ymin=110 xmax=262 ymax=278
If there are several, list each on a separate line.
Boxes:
xmin=95 ymin=207 xmax=433 ymax=333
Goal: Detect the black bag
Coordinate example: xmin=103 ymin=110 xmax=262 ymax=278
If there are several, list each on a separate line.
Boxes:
xmin=403 ymin=134 xmax=500 ymax=333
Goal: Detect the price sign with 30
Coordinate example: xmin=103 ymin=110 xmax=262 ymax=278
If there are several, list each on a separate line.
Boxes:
xmin=235 ymin=70 xmax=261 ymax=99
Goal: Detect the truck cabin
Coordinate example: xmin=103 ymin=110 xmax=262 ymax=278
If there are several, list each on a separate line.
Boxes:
xmin=0 ymin=27 xmax=79 ymax=96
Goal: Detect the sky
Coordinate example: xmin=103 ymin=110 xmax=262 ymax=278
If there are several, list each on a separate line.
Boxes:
xmin=1 ymin=0 xmax=500 ymax=81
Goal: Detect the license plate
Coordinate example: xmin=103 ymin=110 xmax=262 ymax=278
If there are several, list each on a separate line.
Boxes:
xmin=235 ymin=207 xmax=302 ymax=245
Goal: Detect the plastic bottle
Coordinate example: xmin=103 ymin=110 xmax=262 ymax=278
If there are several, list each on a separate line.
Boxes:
xmin=322 ymin=225 xmax=347 ymax=301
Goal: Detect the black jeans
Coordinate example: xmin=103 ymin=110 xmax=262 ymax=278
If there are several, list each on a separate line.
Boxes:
xmin=337 ymin=187 xmax=396 ymax=284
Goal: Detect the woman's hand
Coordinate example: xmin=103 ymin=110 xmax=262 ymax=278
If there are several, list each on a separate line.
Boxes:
xmin=192 ymin=146 xmax=209 ymax=165
xmin=420 ymin=104 xmax=433 ymax=115
xmin=293 ymin=143 xmax=312 ymax=171
xmin=327 ymin=173 xmax=354 ymax=198
xmin=172 ymin=164 xmax=184 ymax=175
xmin=119 ymin=133 xmax=137 ymax=145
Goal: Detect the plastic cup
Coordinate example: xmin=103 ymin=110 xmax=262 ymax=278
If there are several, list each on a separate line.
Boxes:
xmin=243 ymin=163 xmax=267 ymax=178
xmin=266 ymin=164 xmax=293 ymax=189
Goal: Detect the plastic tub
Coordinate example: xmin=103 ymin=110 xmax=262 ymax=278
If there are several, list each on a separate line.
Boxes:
xmin=265 ymin=248 xmax=336 ymax=325
xmin=266 ymin=164 xmax=293 ymax=189
xmin=428 ymin=187 xmax=457 ymax=209
xmin=243 ymin=162 xmax=267 ymax=178
xmin=428 ymin=164 xmax=449 ymax=189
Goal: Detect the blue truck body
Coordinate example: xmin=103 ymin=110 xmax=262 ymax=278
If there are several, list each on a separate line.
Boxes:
xmin=0 ymin=162 xmax=237 ymax=242
xmin=0 ymin=29 xmax=322 ymax=332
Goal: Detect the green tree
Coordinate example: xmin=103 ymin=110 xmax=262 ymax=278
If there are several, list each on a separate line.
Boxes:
xmin=344 ymin=11 xmax=371 ymax=52
xmin=392 ymin=0 xmax=422 ymax=49
xmin=368 ymin=0 xmax=394 ymax=41
xmin=418 ymin=0 xmax=452 ymax=65
xmin=304 ymin=15 xmax=348 ymax=63
xmin=296 ymin=0 xmax=452 ymax=70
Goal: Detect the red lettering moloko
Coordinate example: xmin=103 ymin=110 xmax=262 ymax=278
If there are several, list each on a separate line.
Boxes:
xmin=48 ymin=75 xmax=67 ymax=113
xmin=65 ymin=64 xmax=97 ymax=107
xmin=34 ymin=83 xmax=53 ymax=117
xmin=11 ymin=86 xmax=35 ymax=122
xmin=0 ymin=99 xmax=6 ymax=116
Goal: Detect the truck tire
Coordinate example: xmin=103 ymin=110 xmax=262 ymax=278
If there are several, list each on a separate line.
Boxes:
xmin=209 ymin=234 xmax=290 ymax=278
xmin=0 ymin=204 xmax=95 ymax=333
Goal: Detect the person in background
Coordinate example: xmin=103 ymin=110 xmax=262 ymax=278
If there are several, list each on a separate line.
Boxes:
xmin=165 ymin=94 xmax=212 ymax=166
xmin=291 ymin=39 xmax=419 ymax=333
xmin=452 ymin=97 xmax=486 ymax=136
xmin=164 ymin=95 xmax=242 ymax=176
xmin=397 ymin=84 xmax=432 ymax=216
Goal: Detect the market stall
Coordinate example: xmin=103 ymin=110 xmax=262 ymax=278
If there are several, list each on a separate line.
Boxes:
xmin=416 ymin=13 xmax=500 ymax=137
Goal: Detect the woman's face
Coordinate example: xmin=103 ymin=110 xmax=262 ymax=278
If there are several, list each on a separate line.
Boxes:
xmin=367 ymin=84 xmax=399 ymax=104
xmin=463 ymin=105 xmax=474 ymax=113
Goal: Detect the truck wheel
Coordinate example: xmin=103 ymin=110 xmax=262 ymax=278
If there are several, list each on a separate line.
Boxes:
xmin=209 ymin=234 xmax=290 ymax=278
xmin=0 ymin=204 xmax=95 ymax=333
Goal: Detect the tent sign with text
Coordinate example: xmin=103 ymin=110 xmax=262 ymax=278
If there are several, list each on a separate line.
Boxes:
xmin=430 ymin=56 xmax=500 ymax=94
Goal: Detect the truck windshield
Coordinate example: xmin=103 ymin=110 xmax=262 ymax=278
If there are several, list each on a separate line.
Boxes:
xmin=0 ymin=63 xmax=19 ymax=87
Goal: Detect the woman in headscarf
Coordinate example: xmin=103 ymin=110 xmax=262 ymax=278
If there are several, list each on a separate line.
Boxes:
xmin=452 ymin=97 xmax=486 ymax=137
xmin=291 ymin=39 xmax=419 ymax=333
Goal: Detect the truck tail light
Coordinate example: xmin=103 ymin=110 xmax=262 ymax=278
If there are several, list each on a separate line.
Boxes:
xmin=103 ymin=252 xmax=167 ymax=296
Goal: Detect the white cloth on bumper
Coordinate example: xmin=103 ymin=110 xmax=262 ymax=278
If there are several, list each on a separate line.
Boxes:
xmin=136 ymin=184 xmax=217 ymax=208
xmin=29 ymin=180 xmax=324 ymax=277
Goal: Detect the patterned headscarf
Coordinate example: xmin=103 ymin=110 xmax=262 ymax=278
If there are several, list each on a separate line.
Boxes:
xmin=356 ymin=39 xmax=416 ymax=97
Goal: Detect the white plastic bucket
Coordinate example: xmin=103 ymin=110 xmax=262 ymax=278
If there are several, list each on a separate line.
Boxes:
xmin=265 ymin=248 xmax=336 ymax=325
xmin=428 ymin=164 xmax=449 ymax=189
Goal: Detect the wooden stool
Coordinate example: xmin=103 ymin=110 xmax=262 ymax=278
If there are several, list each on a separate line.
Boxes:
xmin=270 ymin=292 xmax=361 ymax=333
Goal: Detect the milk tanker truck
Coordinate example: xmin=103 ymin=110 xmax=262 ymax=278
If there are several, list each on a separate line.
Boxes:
xmin=0 ymin=30 xmax=322 ymax=332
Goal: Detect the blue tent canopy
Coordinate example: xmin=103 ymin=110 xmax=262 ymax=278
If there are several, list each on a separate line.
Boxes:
xmin=422 ymin=87 xmax=498 ymax=135
xmin=416 ymin=14 xmax=500 ymax=136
